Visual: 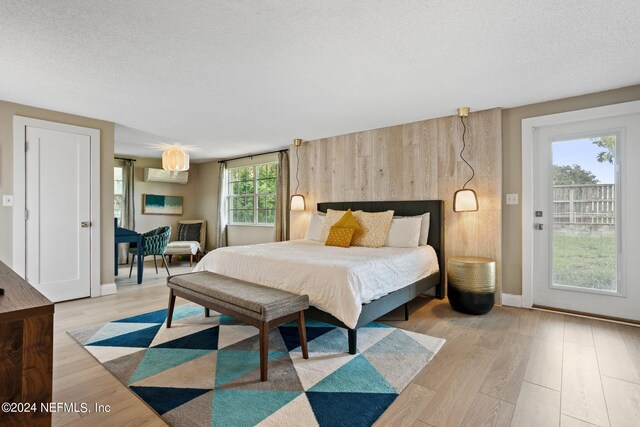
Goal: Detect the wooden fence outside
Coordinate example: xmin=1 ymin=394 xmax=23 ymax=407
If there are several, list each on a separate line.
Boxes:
xmin=553 ymin=184 xmax=615 ymax=224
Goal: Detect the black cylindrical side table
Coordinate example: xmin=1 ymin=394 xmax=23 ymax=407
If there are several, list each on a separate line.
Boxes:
xmin=447 ymin=256 xmax=496 ymax=315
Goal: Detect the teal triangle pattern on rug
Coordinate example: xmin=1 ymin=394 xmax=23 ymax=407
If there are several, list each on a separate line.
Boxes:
xmin=309 ymin=354 xmax=397 ymax=394
xmin=114 ymin=308 xmax=168 ymax=324
xmin=366 ymin=328 xmax=436 ymax=354
xmin=214 ymin=350 xmax=286 ymax=387
xmin=211 ymin=389 xmax=300 ymax=426
xmin=68 ymin=303 xmax=445 ymax=426
xmin=129 ymin=348 xmax=213 ymax=384
xmin=153 ymin=326 xmax=219 ymax=350
xmin=88 ymin=324 xmax=162 ymax=348
xmin=129 ymin=386 xmax=212 ymax=415
xmin=85 ymin=322 xmax=160 ymax=345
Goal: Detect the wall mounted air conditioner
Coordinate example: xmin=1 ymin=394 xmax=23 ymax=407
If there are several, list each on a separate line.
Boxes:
xmin=143 ymin=168 xmax=189 ymax=184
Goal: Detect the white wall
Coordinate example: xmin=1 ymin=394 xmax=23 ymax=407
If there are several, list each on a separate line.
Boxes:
xmin=194 ymin=160 xmax=219 ymax=251
xmin=227 ymin=225 xmax=275 ymax=246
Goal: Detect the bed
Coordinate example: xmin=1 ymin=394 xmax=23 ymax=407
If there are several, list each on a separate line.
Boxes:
xmin=195 ymin=200 xmax=445 ymax=354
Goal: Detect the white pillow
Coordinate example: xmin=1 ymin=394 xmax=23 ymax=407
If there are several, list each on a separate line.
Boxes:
xmin=305 ymin=214 xmax=325 ymax=241
xmin=392 ymin=212 xmax=430 ymax=246
xmin=384 ymin=217 xmax=422 ymax=248
xmin=417 ymin=212 xmax=430 ymax=246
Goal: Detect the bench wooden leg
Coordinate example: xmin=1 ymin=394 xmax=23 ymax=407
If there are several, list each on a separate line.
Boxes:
xmin=189 ymin=254 xmax=193 ymax=267
xmin=297 ymin=311 xmax=309 ymax=359
xmin=204 ymin=308 xmax=210 ymax=317
xmin=167 ymin=289 xmax=176 ymax=328
xmin=259 ymin=322 xmax=269 ymax=381
xmin=404 ymin=303 xmax=410 ymax=321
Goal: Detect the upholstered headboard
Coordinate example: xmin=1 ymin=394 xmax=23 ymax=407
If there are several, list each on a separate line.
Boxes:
xmin=317 ymin=200 xmax=445 ymax=278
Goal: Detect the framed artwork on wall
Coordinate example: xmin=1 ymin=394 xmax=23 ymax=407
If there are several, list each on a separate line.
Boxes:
xmin=142 ymin=194 xmax=184 ymax=215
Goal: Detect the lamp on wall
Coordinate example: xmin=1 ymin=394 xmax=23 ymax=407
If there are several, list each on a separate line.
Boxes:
xmin=162 ymin=146 xmax=190 ymax=171
xmin=290 ymin=138 xmax=306 ymax=211
xmin=453 ymin=107 xmax=479 ymax=212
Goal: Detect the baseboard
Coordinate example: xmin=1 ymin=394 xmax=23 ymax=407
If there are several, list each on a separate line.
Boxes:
xmin=100 ymin=283 xmax=117 ymax=296
xmin=501 ymin=293 xmax=522 ymax=307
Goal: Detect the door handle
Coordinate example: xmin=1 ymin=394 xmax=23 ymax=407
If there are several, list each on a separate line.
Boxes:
xmin=81 ymin=221 xmax=92 ymax=228
xmin=534 ymin=223 xmax=544 ymax=230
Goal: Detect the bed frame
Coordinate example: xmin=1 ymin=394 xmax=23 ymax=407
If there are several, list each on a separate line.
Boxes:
xmin=306 ymin=200 xmax=445 ymax=354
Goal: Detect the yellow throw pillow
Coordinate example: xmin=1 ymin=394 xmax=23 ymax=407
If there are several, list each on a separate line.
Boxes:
xmin=332 ymin=209 xmax=363 ymax=236
xmin=325 ymin=226 xmax=355 ymax=248
xmin=351 ymin=210 xmax=395 ymax=248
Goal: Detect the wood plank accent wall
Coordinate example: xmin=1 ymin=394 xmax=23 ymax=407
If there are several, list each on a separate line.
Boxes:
xmin=290 ymin=108 xmax=503 ymax=300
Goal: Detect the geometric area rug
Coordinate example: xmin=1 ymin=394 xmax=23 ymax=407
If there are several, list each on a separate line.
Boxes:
xmin=69 ymin=304 xmax=445 ymax=427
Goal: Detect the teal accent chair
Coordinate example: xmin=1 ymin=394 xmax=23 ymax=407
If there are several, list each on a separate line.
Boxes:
xmin=129 ymin=226 xmax=172 ymax=278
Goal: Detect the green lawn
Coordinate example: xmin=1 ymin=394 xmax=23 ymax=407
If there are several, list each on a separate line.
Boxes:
xmin=553 ymin=235 xmax=616 ymax=291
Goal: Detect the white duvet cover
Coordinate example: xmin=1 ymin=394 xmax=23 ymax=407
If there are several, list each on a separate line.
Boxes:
xmin=193 ymin=240 xmax=439 ymax=329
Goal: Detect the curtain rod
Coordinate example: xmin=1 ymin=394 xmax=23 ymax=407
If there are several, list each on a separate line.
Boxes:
xmin=115 ymin=156 xmax=136 ymax=162
xmin=218 ymin=148 xmax=288 ymax=164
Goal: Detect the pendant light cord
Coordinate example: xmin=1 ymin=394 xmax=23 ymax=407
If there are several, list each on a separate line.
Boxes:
xmin=459 ymin=115 xmax=475 ymax=189
xmin=295 ymin=144 xmax=301 ymax=194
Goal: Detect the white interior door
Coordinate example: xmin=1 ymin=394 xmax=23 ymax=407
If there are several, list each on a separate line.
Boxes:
xmin=532 ymin=113 xmax=640 ymax=321
xmin=25 ymin=126 xmax=91 ymax=302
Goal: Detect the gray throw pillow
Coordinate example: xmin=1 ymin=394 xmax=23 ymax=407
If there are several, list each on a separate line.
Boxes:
xmin=177 ymin=223 xmax=201 ymax=241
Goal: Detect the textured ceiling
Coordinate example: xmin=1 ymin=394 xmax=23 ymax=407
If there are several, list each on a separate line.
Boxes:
xmin=1 ymin=1 xmax=639 ymax=160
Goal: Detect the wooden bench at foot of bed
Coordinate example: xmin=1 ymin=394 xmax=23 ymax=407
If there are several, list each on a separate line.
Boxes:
xmin=166 ymin=272 xmax=309 ymax=381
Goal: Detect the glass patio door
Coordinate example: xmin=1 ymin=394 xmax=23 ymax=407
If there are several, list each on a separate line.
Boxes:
xmin=532 ymin=113 xmax=640 ymax=321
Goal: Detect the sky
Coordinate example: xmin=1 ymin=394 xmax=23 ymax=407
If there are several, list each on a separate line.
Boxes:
xmin=552 ymin=137 xmax=615 ymax=184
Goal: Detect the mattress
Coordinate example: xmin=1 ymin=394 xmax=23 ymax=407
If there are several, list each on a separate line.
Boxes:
xmin=193 ymin=240 xmax=439 ymax=329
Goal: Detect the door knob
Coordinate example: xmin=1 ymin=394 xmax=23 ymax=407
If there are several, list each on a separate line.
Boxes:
xmin=81 ymin=221 xmax=92 ymax=228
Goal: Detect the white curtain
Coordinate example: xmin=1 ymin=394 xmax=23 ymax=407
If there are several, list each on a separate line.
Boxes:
xmin=118 ymin=159 xmax=135 ymax=264
xmin=274 ymin=150 xmax=290 ymax=241
xmin=215 ymin=161 xmax=228 ymax=248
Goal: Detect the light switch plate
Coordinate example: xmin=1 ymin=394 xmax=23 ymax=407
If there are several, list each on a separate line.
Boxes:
xmin=2 ymin=195 xmax=13 ymax=206
xmin=506 ymin=193 xmax=518 ymax=205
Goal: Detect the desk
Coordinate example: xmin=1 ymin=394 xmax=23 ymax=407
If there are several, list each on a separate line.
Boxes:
xmin=115 ymin=219 xmax=143 ymax=284
xmin=0 ymin=260 xmax=54 ymax=426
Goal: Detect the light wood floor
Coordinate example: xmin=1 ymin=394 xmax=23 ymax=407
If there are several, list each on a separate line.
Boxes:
xmin=53 ymin=270 xmax=640 ymax=427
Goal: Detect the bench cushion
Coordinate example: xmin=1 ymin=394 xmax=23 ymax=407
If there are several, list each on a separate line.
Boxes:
xmin=167 ymin=272 xmax=309 ymax=322
xmin=165 ymin=241 xmax=201 ymax=256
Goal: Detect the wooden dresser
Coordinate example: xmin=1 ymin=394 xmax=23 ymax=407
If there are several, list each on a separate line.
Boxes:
xmin=0 ymin=261 xmax=54 ymax=427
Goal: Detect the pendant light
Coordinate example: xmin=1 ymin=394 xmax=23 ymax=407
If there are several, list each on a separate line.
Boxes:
xmin=290 ymin=138 xmax=306 ymax=211
xmin=453 ymin=107 xmax=479 ymax=212
xmin=162 ymin=146 xmax=190 ymax=171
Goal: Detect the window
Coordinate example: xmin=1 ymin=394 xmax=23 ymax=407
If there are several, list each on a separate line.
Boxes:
xmin=228 ymin=162 xmax=277 ymax=225
xmin=114 ymin=166 xmax=123 ymax=221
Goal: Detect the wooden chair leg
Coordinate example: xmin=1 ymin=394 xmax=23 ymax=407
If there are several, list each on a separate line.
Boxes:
xmin=168 ymin=254 xmax=173 ymax=264
xmin=298 ymin=311 xmax=309 ymax=359
xmin=153 ymin=255 xmax=159 ymax=274
xmin=404 ymin=303 xmax=409 ymax=321
xmin=190 ymin=254 xmax=193 ymax=267
xmin=204 ymin=308 xmax=210 ymax=317
xmin=167 ymin=289 xmax=176 ymax=328
xmin=128 ymin=254 xmax=135 ymax=278
xmin=259 ymin=322 xmax=269 ymax=381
